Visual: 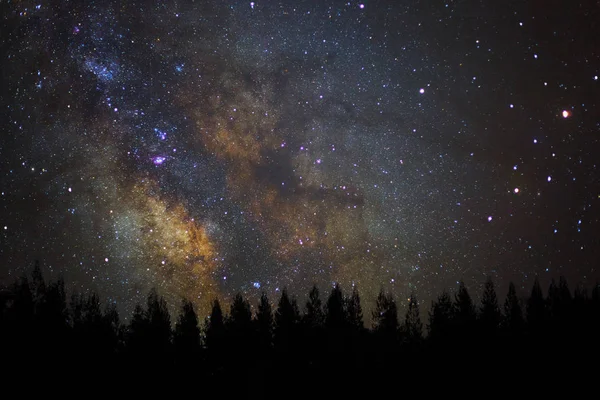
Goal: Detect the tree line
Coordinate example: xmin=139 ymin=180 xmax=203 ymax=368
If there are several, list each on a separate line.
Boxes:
xmin=1 ymin=261 xmax=599 ymax=386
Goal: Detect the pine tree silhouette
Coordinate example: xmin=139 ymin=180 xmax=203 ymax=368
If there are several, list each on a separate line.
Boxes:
xmin=480 ymin=277 xmax=501 ymax=335
xmin=255 ymin=292 xmax=273 ymax=352
xmin=547 ymin=278 xmax=560 ymax=321
xmin=526 ymin=277 xmax=546 ymax=333
xmin=558 ymin=276 xmax=572 ymax=319
xmin=103 ymin=302 xmax=121 ymax=354
xmin=174 ymin=299 xmax=201 ymax=360
xmin=404 ymin=292 xmax=423 ymax=345
xmin=127 ymin=303 xmax=150 ymax=358
xmin=146 ymin=288 xmax=172 ymax=357
xmin=454 ymin=281 xmax=476 ymax=334
xmin=274 ymin=288 xmax=299 ymax=352
xmin=428 ymin=290 xmax=453 ymax=341
xmin=42 ymin=278 xmax=69 ymax=363
xmin=227 ymin=292 xmax=253 ymax=362
xmin=325 ymin=283 xmax=347 ymax=330
xmin=503 ymin=282 xmax=524 ymax=336
xmin=30 ymin=260 xmax=46 ymax=305
xmin=372 ymin=289 xmax=398 ymax=335
xmin=346 ymin=285 xmax=364 ymax=330
xmin=304 ymin=285 xmax=324 ymax=328
xmin=205 ymin=298 xmax=225 ymax=354
xmin=228 ymin=293 xmax=252 ymax=330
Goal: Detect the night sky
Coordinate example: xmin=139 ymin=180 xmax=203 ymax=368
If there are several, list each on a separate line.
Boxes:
xmin=1 ymin=0 xmax=599 ymax=319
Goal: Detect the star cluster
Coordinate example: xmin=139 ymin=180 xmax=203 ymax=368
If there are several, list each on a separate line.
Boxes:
xmin=1 ymin=0 xmax=599 ymax=317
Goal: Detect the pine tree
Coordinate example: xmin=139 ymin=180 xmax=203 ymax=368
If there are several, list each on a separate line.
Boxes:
xmin=205 ymin=298 xmax=225 ymax=353
xmin=274 ymin=288 xmax=299 ymax=352
xmin=454 ymin=281 xmax=476 ymax=332
xmin=83 ymin=293 xmax=103 ymax=327
xmin=42 ymin=278 xmax=69 ymax=358
xmin=174 ymin=299 xmax=201 ymax=358
xmin=325 ymin=283 xmax=347 ymax=330
xmin=146 ymin=288 xmax=172 ymax=355
xmin=558 ymin=276 xmax=572 ymax=318
xmin=304 ymin=285 xmax=324 ymax=328
xmin=103 ymin=302 xmax=121 ymax=353
xmin=404 ymin=292 xmax=423 ymax=344
xmin=480 ymin=277 xmax=501 ymax=334
xmin=255 ymin=292 xmax=273 ymax=351
xmin=372 ymin=289 xmax=398 ymax=333
xmin=346 ymin=285 xmax=364 ymax=330
xmin=428 ymin=291 xmax=453 ymax=341
xmin=503 ymin=282 xmax=523 ymax=335
xmin=127 ymin=303 xmax=149 ymax=355
xmin=228 ymin=293 xmax=252 ymax=330
xmin=547 ymin=278 xmax=560 ymax=321
xmin=30 ymin=260 xmax=46 ymax=304
xmin=228 ymin=292 xmax=253 ymax=357
xmin=526 ymin=277 xmax=546 ymax=332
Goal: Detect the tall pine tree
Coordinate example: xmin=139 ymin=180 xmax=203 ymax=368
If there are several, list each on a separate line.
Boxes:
xmin=526 ymin=277 xmax=546 ymax=332
xmin=428 ymin=291 xmax=453 ymax=341
xmin=503 ymin=282 xmax=524 ymax=336
xmin=454 ymin=281 xmax=476 ymax=333
xmin=255 ymin=292 xmax=273 ymax=352
xmin=304 ymin=285 xmax=324 ymax=328
xmin=205 ymin=298 xmax=225 ymax=354
xmin=325 ymin=283 xmax=346 ymax=330
xmin=146 ymin=288 xmax=171 ymax=356
xmin=404 ymin=292 xmax=423 ymax=345
xmin=372 ymin=289 xmax=398 ymax=334
xmin=274 ymin=288 xmax=299 ymax=352
xmin=480 ymin=277 xmax=501 ymax=335
xmin=346 ymin=285 xmax=363 ymax=330
xmin=174 ymin=299 xmax=201 ymax=359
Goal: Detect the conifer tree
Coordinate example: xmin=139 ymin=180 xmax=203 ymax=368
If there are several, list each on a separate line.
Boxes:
xmin=372 ymin=289 xmax=398 ymax=333
xmin=103 ymin=302 xmax=121 ymax=353
xmin=31 ymin=260 xmax=46 ymax=305
xmin=480 ymin=277 xmax=501 ymax=334
xmin=304 ymin=285 xmax=324 ymax=328
xmin=274 ymin=288 xmax=299 ymax=351
xmin=228 ymin=292 xmax=252 ymax=331
xmin=526 ymin=277 xmax=546 ymax=332
xmin=558 ymin=276 xmax=572 ymax=317
xmin=174 ymin=299 xmax=201 ymax=358
xmin=428 ymin=291 xmax=453 ymax=341
xmin=454 ymin=281 xmax=476 ymax=331
xmin=325 ymin=283 xmax=346 ymax=330
xmin=146 ymin=288 xmax=171 ymax=355
xmin=347 ymin=285 xmax=364 ymax=330
xmin=127 ymin=303 xmax=149 ymax=355
xmin=503 ymin=282 xmax=523 ymax=335
xmin=404 ymin=292 xmax=423 ymax=344
xmin=255 ymin=292 xmax=273 ymax=351
xmin=547 ymin=278 xmax=560 ymax=321
xmin=228 ymin=292 xmax=253 ymax=357
xmin=205 ymin=298 xmax=225 ymax=353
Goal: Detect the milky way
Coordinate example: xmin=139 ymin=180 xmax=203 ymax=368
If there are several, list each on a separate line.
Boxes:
xmin=1 ymin=0 xmax=599 ymax=318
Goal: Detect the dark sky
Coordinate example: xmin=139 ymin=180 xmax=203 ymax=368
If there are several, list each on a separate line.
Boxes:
xmin=1 ymin=0 xmax=599 ymax=318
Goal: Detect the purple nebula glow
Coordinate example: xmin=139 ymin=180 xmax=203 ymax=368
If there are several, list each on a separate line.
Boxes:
xmin=152 ymin=156 xmax=166 ymax=165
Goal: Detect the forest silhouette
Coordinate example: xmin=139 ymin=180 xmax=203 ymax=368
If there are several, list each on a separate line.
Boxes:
xmin=1 ymin=261 xmax=599 ymax=387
